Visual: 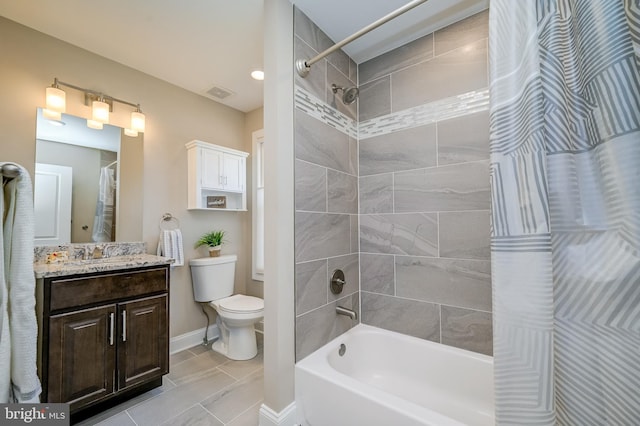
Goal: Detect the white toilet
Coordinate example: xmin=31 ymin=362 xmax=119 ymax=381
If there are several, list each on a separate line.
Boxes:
xmin=190 ymin=255 xmax=264 ymax=360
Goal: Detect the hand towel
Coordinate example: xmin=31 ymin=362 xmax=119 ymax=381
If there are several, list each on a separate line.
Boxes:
xmin=0 ymin=162 xmax=42 ymax=403
xmin=157 ymin=229 xmax=184 ymax=267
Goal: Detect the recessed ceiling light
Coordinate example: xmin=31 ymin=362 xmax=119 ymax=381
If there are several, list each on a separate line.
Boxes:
xmin=251 ymin=70 xmax=264 ymax=81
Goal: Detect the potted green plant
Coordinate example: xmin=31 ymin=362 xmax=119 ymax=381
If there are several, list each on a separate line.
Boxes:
xmin=195 ymin=230 xmax=226 ymax=257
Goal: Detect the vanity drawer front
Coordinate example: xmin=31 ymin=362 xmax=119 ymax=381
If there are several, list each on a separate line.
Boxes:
xmin=49 ymin=268 xmax=168 ymax=311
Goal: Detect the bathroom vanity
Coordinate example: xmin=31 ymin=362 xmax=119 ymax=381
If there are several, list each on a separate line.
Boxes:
xmin=34 ymin=251 xmax=172 ymax=422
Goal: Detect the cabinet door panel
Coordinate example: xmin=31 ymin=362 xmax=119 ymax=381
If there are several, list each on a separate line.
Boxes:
xmin=48 ymin=305 xmax=116 ymax=411
xmin=118 ymin=295 xmax=168 ymax=390
xmin=201 ymin=148 xmax=223 ymax=189
xmin=222 ymin=153 xmax=244 ymax=192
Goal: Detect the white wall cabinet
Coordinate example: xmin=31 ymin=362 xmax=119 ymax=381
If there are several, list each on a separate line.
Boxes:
xmin=186 ymin=140 xmax=249 ymax=211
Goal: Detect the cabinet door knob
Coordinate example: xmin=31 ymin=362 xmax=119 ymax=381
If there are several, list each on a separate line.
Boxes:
xmin=109 ymin=313 xmax=115 ymax=346
xmin=122 ymin=310 xmax=127 ymax=342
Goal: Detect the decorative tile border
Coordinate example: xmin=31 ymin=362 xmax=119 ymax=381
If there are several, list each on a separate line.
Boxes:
xmin=295 ymin=86 xmax=357 ymax=138
xmin=359 ymin=89 xmax=490 ymax=140
xmin=295 ymin=85 xmax=490 ymax=142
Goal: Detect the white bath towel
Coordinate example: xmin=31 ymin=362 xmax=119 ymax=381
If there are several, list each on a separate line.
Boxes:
xmin=0 ymin=163 xmax=42 ymax=403
xmin=156 ymin=229 xmax=184 ymax=267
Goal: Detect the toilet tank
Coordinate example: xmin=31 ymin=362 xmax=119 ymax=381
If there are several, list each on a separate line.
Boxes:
xmin=189 ymin=255 xmax=237 ymax=302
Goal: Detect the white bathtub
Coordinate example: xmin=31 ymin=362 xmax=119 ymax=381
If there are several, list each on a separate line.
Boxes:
xmin=295 ymin=324 xmax=494 ymax=426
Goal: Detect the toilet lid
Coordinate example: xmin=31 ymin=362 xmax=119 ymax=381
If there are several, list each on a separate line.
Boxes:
xmin=218 ymin=295 xmax=264 ymax=313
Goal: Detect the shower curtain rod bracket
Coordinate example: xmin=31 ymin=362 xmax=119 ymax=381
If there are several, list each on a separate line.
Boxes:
xmin=295 ymin=59 xmax=311 ymax=78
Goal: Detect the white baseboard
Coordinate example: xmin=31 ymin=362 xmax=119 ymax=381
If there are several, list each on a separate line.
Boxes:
xmin=170 ymin=324 xmax=219 ymax=354
xmin=259 ymin=402 xmax=297 ymax=426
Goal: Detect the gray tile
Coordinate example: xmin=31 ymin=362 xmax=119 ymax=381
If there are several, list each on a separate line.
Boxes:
xmin=188 ymin=342 xmax=213 ymax=356
xmin=396 ymin=256 xmax=491 ymax=311
xmin=201 ymin=369 xmax=263 ymax=423
xmin=296 ymin=293 xmax=359 ymax=361
xmin=439 ymin=211 xmax=490 ymax=260
xmin=438 ymin=110 xmax=489 ymax=166
xmin=434 ymin=10 xmax=489 ymax=56
xmin=327 ymin=63 xmax=357 ymax=120
xmin=392 ymin=39 xmax=488 ymax=111
xmin=360 ymin=174 xmax=393 ymax=214
xmin=295 ymin=212 xmax=351 ymax=262
xmin=359 ymin=124 xmax=437 ymax=176
xmin=360 ymin=213 xmax=438 ymax=256
xmin=327 ymin=254 xmax=359 ymax=302
xmin=128 ymin=368 xmax=236 ymax=426
xmin=349 ymin=137 xmax=358 ymax=176
xmin=168 ymin=350 xmax=228 ymax=387
xmin=328 ymin=169 xmax=358 ymax=214
xmin=441 ymin=305 xmax=493 ymax=355
xmin=394 ymin=161 xmax=490 ymax=212
xmin=217 ymin=352 xmax=264 ymax=380
xmin=295 ymin=36 xmax=326 ymax=102
xmin=361 ymin=292 xmax=439 ymax=341
xmin=160 ymin=405 xmax=223 ymax=426
xmin=360 ymin=33 xmax=434 ymax=84
xmin=171 ymin=349 xmax=196 ymax=367
xmin=350 ymin=215 xmax=359 ymax=253
xmin=349 ymin=57 xmax=357 ymax=82
xmin=295 ymin=160 xmax=326 ymax=212
xmin=78 ymin=376 xmax=175 ymax=425
xmin=93 ymin=412 xmax=137 ymax=426
xmin=295 ymin=259 xmax=328 ymax=315
xmin=294 ymin=7 xmax=333 ymax=53
xmin=226 ymin=400 xmax=263 ymax=426
xmin=295 ymin=110 xmax=351 ymax=174
xmin=360 ymin=254 xmax=395 ymax=295
xmin=293 ymin=6 xmax=350 ymax=78
xmin=359 ymin=76 xmax=391 ymax=121
xmin=326 ymin=48 xmax=351 ymax=81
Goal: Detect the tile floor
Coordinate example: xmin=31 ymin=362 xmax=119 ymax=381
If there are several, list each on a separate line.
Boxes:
xmin=78 ymin=336 xmax=264 ymax=426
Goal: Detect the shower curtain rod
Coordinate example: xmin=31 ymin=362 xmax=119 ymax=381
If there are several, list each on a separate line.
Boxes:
xmin=295 ymin=0 xmax=430 ymax=78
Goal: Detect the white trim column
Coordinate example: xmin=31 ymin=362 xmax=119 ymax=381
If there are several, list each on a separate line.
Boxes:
xmin=260 ymin=0 xmax=296 ymax=424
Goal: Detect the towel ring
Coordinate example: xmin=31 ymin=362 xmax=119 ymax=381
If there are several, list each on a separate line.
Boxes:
xmin=159 ymin=213 xmax=180 ymax=231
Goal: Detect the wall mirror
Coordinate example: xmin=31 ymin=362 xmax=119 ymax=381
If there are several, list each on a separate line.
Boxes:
xmin=34 ymin=108 xmax=143 ymax=245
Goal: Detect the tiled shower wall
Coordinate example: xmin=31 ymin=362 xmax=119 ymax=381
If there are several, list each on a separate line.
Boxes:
xmin=358 ymin=11 xmax=493 ymax=355
xmin=293 ymin=8 xmax=360 ymax=361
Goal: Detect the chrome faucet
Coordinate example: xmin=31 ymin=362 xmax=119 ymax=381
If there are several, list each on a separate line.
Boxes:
xmin=336 ymin=306 xmax=357 ymax=320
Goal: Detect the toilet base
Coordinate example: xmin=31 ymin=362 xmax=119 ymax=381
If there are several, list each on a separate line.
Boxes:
xmin=212 ymin=325 xmax=258 ymax=360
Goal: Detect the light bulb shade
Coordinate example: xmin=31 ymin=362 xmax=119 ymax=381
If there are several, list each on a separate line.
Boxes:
xmin=43 ymin=109 xmax=62 ymax=120
xmin=130 ymin=111 xmax=145 ymax=132
xmin=87 ymin=119 xmax=103 ymax=130
xmin=124 ymin=128 xmax=138 ymax=137
xmin=46 ymin=86 xmax=66 ymax=112
xmin=92 ymin=100 xmax=110 ymax=123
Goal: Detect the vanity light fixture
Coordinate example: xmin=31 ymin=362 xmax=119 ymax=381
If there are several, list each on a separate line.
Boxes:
xmin=43 ymin=78 xmax=145 ymax=134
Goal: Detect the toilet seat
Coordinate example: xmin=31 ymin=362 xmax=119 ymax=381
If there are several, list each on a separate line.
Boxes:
xmin=213 ymin=294 xmax=264 ymax=314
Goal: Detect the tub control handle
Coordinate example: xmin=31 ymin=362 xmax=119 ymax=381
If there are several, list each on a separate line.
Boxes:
xmin=330 ymin=269 xmax=346 ymax=294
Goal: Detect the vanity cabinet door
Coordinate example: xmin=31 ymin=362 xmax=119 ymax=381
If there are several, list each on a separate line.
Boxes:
xmin=118 ymin=295 xmax=168 ymax=390
xmin=201 ymin=148 xmax=223 ymax=189
xmin=222 ymin=153 xmax=245 ymax=192
xmin=48 ymin=304 xmax=116 ymax=411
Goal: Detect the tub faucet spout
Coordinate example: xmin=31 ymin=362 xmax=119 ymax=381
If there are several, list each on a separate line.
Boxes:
xmin=336 ymin=306 xmax=357 ymax=320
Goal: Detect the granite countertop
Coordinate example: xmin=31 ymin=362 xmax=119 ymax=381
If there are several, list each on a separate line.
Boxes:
xmin=34 ymin=254 xmax=175 ymax=279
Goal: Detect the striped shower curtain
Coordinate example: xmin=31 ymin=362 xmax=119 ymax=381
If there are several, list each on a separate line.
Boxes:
xmin=489 ymin=1 xmax=640 ymax=424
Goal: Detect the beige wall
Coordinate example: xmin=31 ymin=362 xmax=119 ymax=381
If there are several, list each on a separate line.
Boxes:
xmin=0 ymin=17 xmax=263 ymax=338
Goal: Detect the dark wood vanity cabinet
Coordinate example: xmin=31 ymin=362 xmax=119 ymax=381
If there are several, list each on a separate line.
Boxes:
xmin=40 ymin=266 xmax=169 ymax=419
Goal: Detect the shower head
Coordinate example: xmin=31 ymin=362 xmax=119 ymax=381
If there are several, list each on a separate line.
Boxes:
xmin=331 ymin=84 xmax=359 ymax=105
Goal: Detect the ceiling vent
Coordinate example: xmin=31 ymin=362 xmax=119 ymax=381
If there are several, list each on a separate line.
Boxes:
xmin=205 ymin=85 xmax=234 ymax=100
